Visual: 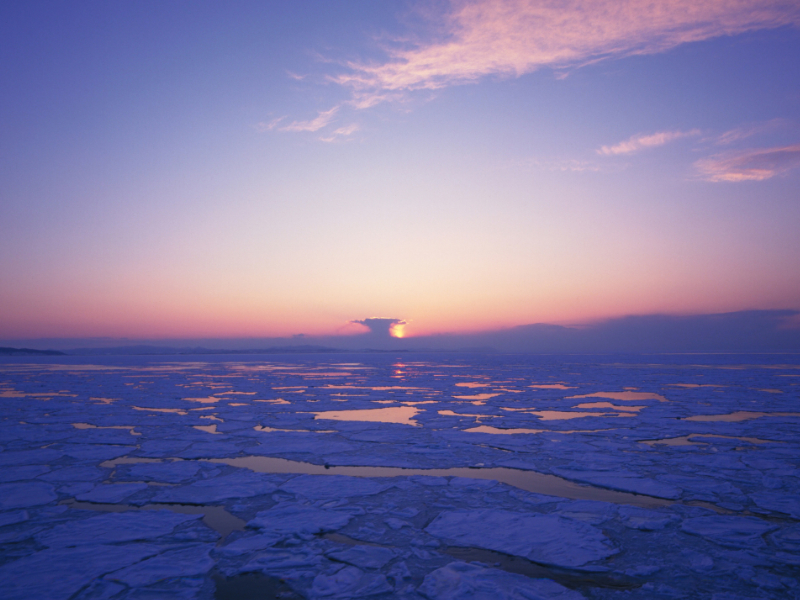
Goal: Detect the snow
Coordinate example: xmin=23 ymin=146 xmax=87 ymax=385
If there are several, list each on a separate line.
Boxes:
xmin=0 ymin=509 xmax=29 ymax=527
xmin=0 ymin=464 xmax=50 ymax=481
xmin=150 ymin=470 xmax=278 ymax=503
xmin=105 ymin=544 xmax=215 ymax=587
xmin=280 ymin=474 xmax=391 ymax=500
xmin=748 ymin=491 xmax=800 ymax=518
xmin=0 ymin=544 xmax=163 ymax=600
xmin=0 ymin=481 xmax=57 ymax=509
xmin=425 ymin=510 xmax=617 ymax=567
xmin=617 ymin=506 xmax=679 ymax=530
xmin=311 ymin=565 xmax=393 ymax=598
xmin=238 ymin=547 xmax=324 ymax=573
xmin=248 ymin=503 xmax=354 ymax=534
xmin=680 ymin=516 xmax=778 ymax=548
xmin=418 ymin=562 xmax=584 ymax=600
xmin=217 ymin=532 xmax=283 ymax=556
xmin=550 ymin=469 xmax=682 ymax=499
xmin=2 ymin=353 xmax=799 ymax=599
xmin=36 ymin=511 xmax=201 ymax=547
xmin=76 ymin=483 xmax=149 ymax=503
xmin=122 ymin=461 xmax=200 ymax=483
xmin=325 ymin=544 xmax=396 ymax=569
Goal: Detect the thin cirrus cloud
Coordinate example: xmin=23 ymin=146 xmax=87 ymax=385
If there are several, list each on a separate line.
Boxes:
xmin=254 ymin=117 xmax=284 ymax=132
xmin=319 ymin=123 xmax=360 ymax=143
xmin=519 ymin=158 xmax=603 ymax=172
xmin=255 ymin=106 xmax=341 ymax=135
xmin=695 ymin=144 xmax=800 ymax=181
xmin=597 ymin=130 xmax=701 ymax=156
xmin=276 ymin=106 xmax=340 ymax=133
xmin=332 ymin=0 xmax=800 ymax=106
xmin=714 ymin=119 xmax=788 ymax=145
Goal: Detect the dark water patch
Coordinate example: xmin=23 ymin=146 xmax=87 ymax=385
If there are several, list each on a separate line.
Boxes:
xmin=64 ymin=499 xmax=245 ymax=538
xmin=323 ymin=532 xmax=387 ymax=548
xmin=210 ymin=455 xmax=672 ymax=508
xmin=443 ymin=546 xmax=640 ymax=591
xmin=213 ymin=572 xmax=301 ymax=600
xmin=640 ymin=434 xmax=779 ymax=446
xmin=322 ymin=533 xmax=637 ymax=591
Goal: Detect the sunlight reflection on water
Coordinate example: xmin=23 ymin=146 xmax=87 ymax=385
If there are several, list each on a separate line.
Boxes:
xmin=313 ymin=406 xmax=420 ymax=426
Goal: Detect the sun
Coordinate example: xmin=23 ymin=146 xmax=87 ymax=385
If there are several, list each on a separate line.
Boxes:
xmin=390 ymin=323 xmax=406 ymax=338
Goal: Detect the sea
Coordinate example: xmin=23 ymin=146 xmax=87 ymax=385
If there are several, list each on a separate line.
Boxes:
xmin=1 ymin=352 xmax=798 ymax=599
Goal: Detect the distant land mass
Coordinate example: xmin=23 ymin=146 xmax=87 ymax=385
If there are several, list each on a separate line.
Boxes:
xmin=3 ymin=310 xmax=798 ymax=355
xmin=63 ymin=345 xmax=415 ymax=356
xmin=0 ymin=347 xmax=66 ymax=356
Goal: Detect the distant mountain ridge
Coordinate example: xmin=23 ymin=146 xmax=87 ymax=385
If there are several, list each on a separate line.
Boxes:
xmin=3 ymin=310 xmax=798 ymax=354
xmin=64 ymin=344 xmax=347 ymax=356
xmin=0 ymin=347 xmax=66 ymax=356
xmin=63 ymin=345 xmax=423 ymax=356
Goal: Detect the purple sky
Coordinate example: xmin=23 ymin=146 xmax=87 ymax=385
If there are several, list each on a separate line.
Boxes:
xmin=1 ymin=1 xmax=799 ymax=343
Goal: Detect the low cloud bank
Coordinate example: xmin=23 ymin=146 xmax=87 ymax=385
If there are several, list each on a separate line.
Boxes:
xmin=430 ymin=310 xmax=800 ymax=353
xmin=5 ymin=310 xmax=799 ymax=354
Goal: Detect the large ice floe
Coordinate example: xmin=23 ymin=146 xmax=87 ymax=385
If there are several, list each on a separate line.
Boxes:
xmin=1 ymin=353 xmax=799 ymax=599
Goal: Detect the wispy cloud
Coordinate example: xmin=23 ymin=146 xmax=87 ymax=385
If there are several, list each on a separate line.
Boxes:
xmin=695 ymin=144 xmax=800 ymax=181
xmin=333 ymin=0 xmax=799 ymax=106
xmin=279 ymin=106 xmax=339 ymax=132
xmin=525 ymin=158 xmax=603 ymax=172
xmin=254 ymin=117 xmax=285 ymax=132
xmin=319 ymin=123 xmax=360 ymax=143
xmin=598 ymin=129 xmax=701 ymax=155
xmin=714 ymin=119 xmax=788 ymax=145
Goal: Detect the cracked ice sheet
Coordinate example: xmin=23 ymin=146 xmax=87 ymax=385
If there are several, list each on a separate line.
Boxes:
xmin=0 ymin=481 xmax=57 ymax=510
xmin=0 ymin=448 xmax=63 ymax=466
xmin=749 ymin=491 xmax=800 ymax=518
xmin=57 ymin=444 xmax=135 ymax=462
xmin=76 ymin=482 xmax=149 ymax=503
xmin=249 ymin=435 xmax=356 ymax=456
xmin=550 ymin=468 xmax=682 ymax=499
xmin=235 ymin=547 xmax=324 ymax=576
xmin=419 ymin=562 xmax=583 ymax=600
xmin=0 ymin=464 xmax=50 ymax=481
xmin=0 ymin=544 xmax=163 ymax=600
xmin=681 ymin=515 xmax=778 ymax=548
xmin=149 ymin=470 xmax=279 ymax=503
xmin=121 ymin=460 xmax=201 ymax=483
xmin=216 ymin=531 xmax=283 ymax=556
xmin=105 ymin=543 xmax=216 ymax=587
xmin=325 ymin=545 xmax=396 ymax=569
xmin=36 ymin=510 xmax=202 ymax=547
xmin=280 ymin=474 xmax=392 ymax=501
xmin=248 ymin=503 xmax=354 ymax=535
xmin=311 ymin=565 xmax=393 ymax=598
xmin=425 ymin=509 xmax=616 ymax=567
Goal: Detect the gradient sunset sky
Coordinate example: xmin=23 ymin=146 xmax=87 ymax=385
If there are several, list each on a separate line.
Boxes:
xmin=2 ymin=0 xmax=799 ymax=341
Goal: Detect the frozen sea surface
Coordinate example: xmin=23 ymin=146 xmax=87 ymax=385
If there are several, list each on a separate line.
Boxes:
xmin=1 ymin=352 xmax=799 ymax=599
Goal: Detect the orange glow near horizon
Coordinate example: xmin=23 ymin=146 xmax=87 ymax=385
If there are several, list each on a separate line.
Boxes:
xmin=1 ymin=2 xmax=799 ymax=345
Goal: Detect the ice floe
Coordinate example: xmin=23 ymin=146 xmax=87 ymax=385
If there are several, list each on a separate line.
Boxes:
xmin=425 ymin=510 xmax=617 ymax=567
xmin=0 ymin=481 xmax=57 ymax=509
xmin=2 ymin=353 xmax=799 ymax=599
xmin=36 ymin=510 xmax=202 ymax=547
xmin=418 ymin=562 xmax=584 ymax=600
xmin=248 ymin=503 xmax=354 ymax=535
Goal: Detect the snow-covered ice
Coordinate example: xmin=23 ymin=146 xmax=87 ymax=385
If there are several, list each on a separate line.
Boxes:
xmin=1 ymin=353 xmax=799 ymax=599
xmin=425 ymin=510 xmax=616 ymax=567
xmin=418 ymin=562 xmax=584 ymax=600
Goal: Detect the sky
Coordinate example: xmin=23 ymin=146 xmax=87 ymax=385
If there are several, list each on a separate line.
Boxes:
xmin=1 ymin=0 xmax=800 ymax=345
